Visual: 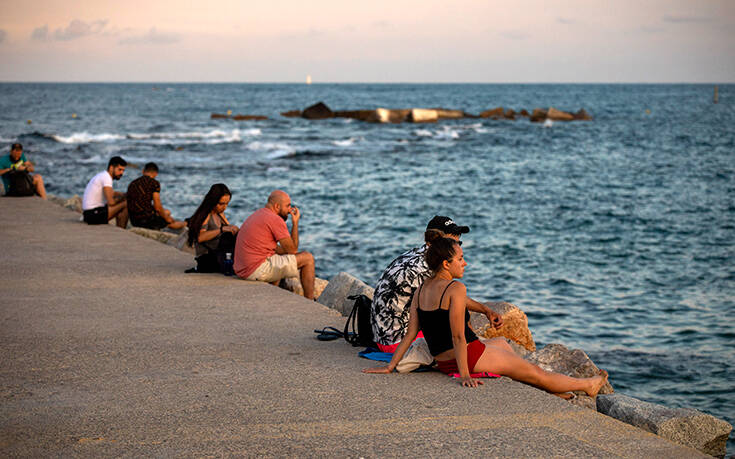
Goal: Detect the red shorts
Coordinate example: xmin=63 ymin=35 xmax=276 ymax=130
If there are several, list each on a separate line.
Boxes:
xmin=376 ymin=331 xmax=424 ymax=353
xmin=436 ymin=339 xmax=487 ymax=375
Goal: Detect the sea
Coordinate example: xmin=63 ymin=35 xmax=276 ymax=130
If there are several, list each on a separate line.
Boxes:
xmin=1 ymin=83 xmax=733 ymax=452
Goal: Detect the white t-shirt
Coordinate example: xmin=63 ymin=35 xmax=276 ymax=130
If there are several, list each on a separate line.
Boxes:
xmin=82 ymin=170 xmax=113 ymax=210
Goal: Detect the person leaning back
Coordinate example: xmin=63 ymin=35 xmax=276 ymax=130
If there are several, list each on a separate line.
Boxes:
xmin=233 ymin=190 xmax=316 ymax=299
xmin=0 ymin=143 xmax=47 ymax=199
xmin=81 ymin=156 xmax=128 ymax=228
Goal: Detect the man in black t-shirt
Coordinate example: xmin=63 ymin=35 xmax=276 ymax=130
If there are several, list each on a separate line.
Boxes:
xmin=126 ymin=162 xmax=186 ymax=230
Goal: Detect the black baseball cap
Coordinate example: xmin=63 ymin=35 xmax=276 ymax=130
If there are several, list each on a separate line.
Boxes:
xmin=426 ymin=216 xmax=470 ymax=234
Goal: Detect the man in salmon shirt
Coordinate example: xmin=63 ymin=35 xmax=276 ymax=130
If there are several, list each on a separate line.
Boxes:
xmin=233 ymin=190 xmax=316 ymax=299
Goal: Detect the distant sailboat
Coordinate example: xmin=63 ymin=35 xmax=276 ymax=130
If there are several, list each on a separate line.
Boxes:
xmin=306 ymin=75 xmax=312 ymax=85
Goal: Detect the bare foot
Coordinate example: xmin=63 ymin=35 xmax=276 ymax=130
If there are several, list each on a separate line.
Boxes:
xmin=552 ymin=392 xmax=576 ymax=400
xmin=584 ymin=369 xmax=608 ymax=398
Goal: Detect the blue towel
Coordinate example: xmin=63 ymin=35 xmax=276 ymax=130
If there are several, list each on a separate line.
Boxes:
xmin=358 ymin=348 xmax=392 ymax=362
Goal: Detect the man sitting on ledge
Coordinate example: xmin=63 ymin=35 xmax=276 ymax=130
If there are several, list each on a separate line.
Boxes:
xmin=370 ymin=216 xmax=503 ymax=353
xmin=127 ymin=162 xmax=186 ymax=230
xmin=0 ymin=143 xmax=47 ymax=199
xmin=234 ymin=190 xmax=315 ymax=299
xmin=81 ymin=156 xmax=128 ymax=228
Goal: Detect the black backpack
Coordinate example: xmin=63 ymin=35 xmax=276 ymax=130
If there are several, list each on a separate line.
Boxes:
xmin=6 ymin=170 xmax=35 ymax=197
xmin=343 ymin=294 xmax=376 ymax=347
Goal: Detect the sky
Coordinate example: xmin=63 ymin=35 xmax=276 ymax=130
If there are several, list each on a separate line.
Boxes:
xmin=0 ymin=0 xmax=733 ymax=83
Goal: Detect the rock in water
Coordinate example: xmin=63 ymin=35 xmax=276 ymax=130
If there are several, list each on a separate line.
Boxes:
xmin=409 ymin=109 xmax=438 ymax=123
xmin=232 ymin=114 xmax=268 ymax=121
xmin=573 ymin=109 xmax=592 ymax=120
xmin=474 ymin=301 xmax=536 ymax=352
xmin=546 ymin=107 xmax=574 ymax=121
xmin=302 ymin=102 xmax=334 ymax=120
xmin=280 ymin=110 xmax=302 ymax=117
xmin=529 ymin=108 xmax=548 ymax=122
xmin=479 ymin=107 xmax=505 ymax=118
xmin=597 ymin=393 xmax=732 ymax=457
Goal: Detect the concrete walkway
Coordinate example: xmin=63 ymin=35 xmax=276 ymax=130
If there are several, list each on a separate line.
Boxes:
xmin=0 ymin=197 xmax=706 ymax=457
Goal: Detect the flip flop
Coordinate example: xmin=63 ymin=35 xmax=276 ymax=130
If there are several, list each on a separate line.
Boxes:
xmin=314 ymin=327 xmax=343 ymax=341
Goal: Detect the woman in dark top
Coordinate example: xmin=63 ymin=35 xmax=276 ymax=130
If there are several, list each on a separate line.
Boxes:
xmin=364 ymin=238 xmax=608 ymax=397
xmin=187 ymin=184 xmax=239 ymax=271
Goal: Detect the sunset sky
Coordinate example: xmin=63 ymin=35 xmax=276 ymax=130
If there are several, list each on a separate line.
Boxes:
xmin=0 ymin=0 xmax=733 ymax=82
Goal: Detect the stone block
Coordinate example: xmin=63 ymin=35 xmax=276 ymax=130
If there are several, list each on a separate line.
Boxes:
xmin=525 ymin=343 xmax=614 ymax=395
xmin=480 ymin=107 xmax=504 ymax=118
xmin=546 ymin=107 xmax=574 ymax=121
xmin=409 ymin=109 xmax=438 ymax=123
xmin=597 ymin=393 xmax=732 ymax=457
xmin=318 ymin=272 xmax=374 ymax=316
xmin=473 ymin=301 xmax=536 ymax=352
xmin=302 ymin=102 xmax=333 ymax=120
xmin=279 ymin=277 xmax=329 ymax=300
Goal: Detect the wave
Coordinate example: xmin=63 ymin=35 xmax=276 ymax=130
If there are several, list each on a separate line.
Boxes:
xmin=0 ymin=136 xmax=17 ymax=142
xmin=332 ymin=137 xmax=361 ymax=147
xmin=51 ymin=132 xmax=125 ymax=143
xmin=77 ymin=154 xmax=104 ymax=164
xmin=46 ymin=128 xmax=260 ymax=145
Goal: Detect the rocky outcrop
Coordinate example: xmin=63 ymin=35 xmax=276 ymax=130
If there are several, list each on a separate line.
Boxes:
xmin=546 ymin=107 xmax=574 ymax=121
xmin=279 ymin=277 xmax=329 ymax=300
xmin=317 ymin=271 xmax=374 ymax=316
xmin=302 ymin=102 xmax=334 ymax=120
xmin=282 ymin=103 xmax=591 ymax=124
xmin=232 ymin=114 xmax=268 ymax=121
xmin=597 ymin=394 xmax=732 ymax=457
xmin=480 ymin=107 xmax=505 ymax=119
xmin=573 ymin=109 xmax=592 ymax=120
xmin=473 ymin=301 xmax=536 ymax=352
xmin=529 ymin=108 xmax=548 ymax=122
xmin=211 ymin=113 xmax=268 ymax=120
xmin=409 ymin=109 xmax=439 ymax=123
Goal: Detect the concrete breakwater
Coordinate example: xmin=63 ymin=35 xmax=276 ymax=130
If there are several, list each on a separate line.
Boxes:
xmin=44 ymin=194 xmax=732 ymax=457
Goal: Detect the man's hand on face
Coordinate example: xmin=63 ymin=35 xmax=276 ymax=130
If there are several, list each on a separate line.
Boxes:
xmin=290 ymin=206 xmax=300 ymax=224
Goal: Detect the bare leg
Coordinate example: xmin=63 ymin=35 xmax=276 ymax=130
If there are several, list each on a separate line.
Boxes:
xmin=32 ymin=174 xmax=47 ymax=199
xmin=108 ymin=201 xmax=128 ymax=228
xmin=295 ymin=251 xmax=315 ymax=300
xmin=473 ymin=344 xmax=608 ymax=397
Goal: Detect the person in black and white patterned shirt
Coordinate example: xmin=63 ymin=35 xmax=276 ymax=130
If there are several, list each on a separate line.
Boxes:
xmin=370 ymin=216 xmax=503 ymax=353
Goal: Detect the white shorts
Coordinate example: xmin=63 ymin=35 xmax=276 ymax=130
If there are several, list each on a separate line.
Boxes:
xmin=247 ymin=254 xmax=298 ymax=282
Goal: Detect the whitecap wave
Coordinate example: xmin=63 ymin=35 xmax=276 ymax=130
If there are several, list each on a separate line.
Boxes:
xmin=0 ymin=136 xmax=16 ymax=143
xmin=247 ymin=141 xmax=295 ymax=159
xmin=332 ymin=137 xmax=360 ymax=147
xmin=51 ymin=132 xmax=125 ymax=143
xmin=543 ymin=119 xmax=553 ymax=128
xmin=435 ymin=128 xmax=460 ymax=140
xmin=128 ymin=128 xmax=259 ymax=142
xmin=414 ymin=129 xmax=433 ymax=137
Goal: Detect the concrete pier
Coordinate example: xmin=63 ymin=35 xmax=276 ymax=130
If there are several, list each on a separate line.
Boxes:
xmin=0 ymin=197 xmax=707 ymax=457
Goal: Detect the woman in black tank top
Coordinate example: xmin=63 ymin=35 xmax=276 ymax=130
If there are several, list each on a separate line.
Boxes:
xmin=364 ymin=238 xmax=609 ymax=398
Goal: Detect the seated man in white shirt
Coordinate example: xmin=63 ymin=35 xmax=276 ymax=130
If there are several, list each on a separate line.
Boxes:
xmin=81 ymin=156 xmax=128 ymax=228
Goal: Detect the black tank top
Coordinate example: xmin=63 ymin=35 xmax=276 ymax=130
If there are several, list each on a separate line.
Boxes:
xmin=416 ymin=280 xmax=478 ymax=357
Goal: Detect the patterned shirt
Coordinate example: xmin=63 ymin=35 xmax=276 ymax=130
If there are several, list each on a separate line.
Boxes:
xmin=371 ymin=244 xmax=432 ymax=346
xmin=126 ymin=175 xmax=160 ymax=222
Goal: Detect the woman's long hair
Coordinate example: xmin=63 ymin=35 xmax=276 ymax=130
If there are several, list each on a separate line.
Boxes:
xmin=187 ymin=184 xmax=231 ymax=247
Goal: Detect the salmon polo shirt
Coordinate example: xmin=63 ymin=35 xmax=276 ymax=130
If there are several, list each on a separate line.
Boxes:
xmin=234 ymin=207 xmax=290 ymax=279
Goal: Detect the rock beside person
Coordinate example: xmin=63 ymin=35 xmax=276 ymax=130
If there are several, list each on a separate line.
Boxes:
xmin=597 ymin=393 xmax=732 ymax=457
xmin=474 ymin=301 xmax=536 ymax=352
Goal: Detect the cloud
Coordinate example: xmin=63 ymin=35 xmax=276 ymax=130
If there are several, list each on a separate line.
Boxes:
xmin=500 ymin=30 xmax=529 ymax=40
xmin=556 ymin=17 xmax=575 ymax=25
xmin=663 ymin=14 xmax=712 ymax=24
xmin=0 ymin=29 xmax=6 ymax=44
xmin=31 ymin=20 xmax=109 ymax=42
xmin=118 ymin=28 xmax=180 ymax=45
xmin=31 ymin=25 xmax=48 ymax=41
xmin=53 ymin=19 xmax=108 ymax=40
